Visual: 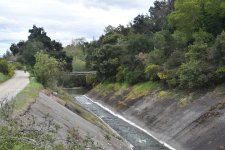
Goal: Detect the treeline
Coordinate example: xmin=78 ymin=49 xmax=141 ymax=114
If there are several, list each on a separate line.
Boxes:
xmin=10 ymin=25 xmax=72 ymax=71
xmin=8 ymin=26 xmax=73 ymax=87
xmin=84 ymin=0 xmax=225 ymax=89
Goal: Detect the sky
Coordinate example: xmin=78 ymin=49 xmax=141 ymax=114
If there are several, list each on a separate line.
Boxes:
xmin=0 ymin=0 xmax=155 ymax=55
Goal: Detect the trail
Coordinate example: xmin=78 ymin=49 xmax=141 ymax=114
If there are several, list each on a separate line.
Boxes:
xmin=0 ymin=70 xmax=29 ymax=102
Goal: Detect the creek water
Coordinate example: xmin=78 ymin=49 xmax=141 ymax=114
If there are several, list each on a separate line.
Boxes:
xmin=65 ymin=88 xmax=173 ymax=150
xmin=62 ymin=87 xmax=88 ymax=96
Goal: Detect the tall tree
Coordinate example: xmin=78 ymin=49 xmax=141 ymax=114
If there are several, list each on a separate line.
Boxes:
xmin=149 ymin=0 xmax=172 ymax=31
xmin=10 ymin=25 xmax=72 ymax=71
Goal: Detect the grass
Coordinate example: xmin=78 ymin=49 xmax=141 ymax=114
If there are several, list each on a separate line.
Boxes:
xmin=0 ymin=73 xmax=9 ymax=83
xmin=92 ymin=81 xmax=161 ymax=109
xmin=125 ymin=81 xmax=160 ymax=101
xmin=157 ymin=90 xmax=180 ymax=101
xmin=13 ymin=78 xmax=43 ymax=116
xmin=92 ymin=81 xmax=225 ymax=109
xmin=93 ymin=82 xmax=128 ymax=97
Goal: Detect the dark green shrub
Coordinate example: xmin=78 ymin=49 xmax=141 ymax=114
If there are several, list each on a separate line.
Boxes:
xmin=125 ymin=70 xmax=145 ymax=85
xmin=178 ymin=61 xmax=209 ymax=88
xmin=0 ymin=59 xmax=9 ymax=75
xmin=86 ymin=75 xmax=97 ymax=88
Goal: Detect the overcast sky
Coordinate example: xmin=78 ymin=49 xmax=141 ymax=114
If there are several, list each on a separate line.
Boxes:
xmin=0 ymin=0 xmax=155 ymax=55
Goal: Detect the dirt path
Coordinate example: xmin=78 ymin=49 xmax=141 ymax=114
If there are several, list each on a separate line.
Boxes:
xmin=0 ymin=70 xmax=29 ymax=102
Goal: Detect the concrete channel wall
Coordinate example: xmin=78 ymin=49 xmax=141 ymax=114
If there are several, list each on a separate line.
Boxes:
xmin=88 ymin=89 xmax=225 ymax=150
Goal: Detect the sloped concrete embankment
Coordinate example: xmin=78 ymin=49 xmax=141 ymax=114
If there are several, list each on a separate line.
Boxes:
xmin=26 ymin=92 xmax=131 ymax=150
xmin=88 ymin=88 xmax=225 ymax=150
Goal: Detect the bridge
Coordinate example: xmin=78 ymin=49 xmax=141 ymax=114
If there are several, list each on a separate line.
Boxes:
xmin=65 ymin=71 xmax=97 ymax=76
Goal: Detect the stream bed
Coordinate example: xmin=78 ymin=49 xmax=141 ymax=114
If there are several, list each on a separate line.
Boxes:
xmin=75 ymin=95 xmax=172 ymax=150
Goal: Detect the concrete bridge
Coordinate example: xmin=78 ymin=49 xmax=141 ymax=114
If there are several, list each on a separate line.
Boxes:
xmin=65 ymin=71 xmax=97 ymax=76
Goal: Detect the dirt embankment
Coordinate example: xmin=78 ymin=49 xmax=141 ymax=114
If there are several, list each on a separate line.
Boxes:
xmin=88 ymin=86 xmax=225 ymax=150
xmin=25 ymin=92 xmax=131 ymax=150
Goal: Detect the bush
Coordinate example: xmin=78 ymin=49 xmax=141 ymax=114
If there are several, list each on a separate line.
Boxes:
xmin=0 ymin=59 xmax=9 ymax=75
xmin=157 ymin=70 xmax=179 ymax=88
xmin=145 ymin=64 xmax=161 ymax=81
xmin=86 ymin=75 xmax=97 ymax=88
xmin=125 ymin=70 xmax=145 ymax=85
xmin=7 ymin=63 xmax=15 ymax=77
xmin=178 ymin=61 xmax=209 ymax=88
xmin=34 ymin=51 xmax=61 ymax=88
xmin=0 ymin=59 xmax=15 ymax=77
xmin=116 ymin=66 xmax=128 ymax=82
xmin=165 ymin=50 xmax=185 ymax=69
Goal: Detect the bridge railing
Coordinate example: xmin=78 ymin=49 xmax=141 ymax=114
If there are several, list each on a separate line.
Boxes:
xmin=64 ymin=71 xmax=97 ymax=76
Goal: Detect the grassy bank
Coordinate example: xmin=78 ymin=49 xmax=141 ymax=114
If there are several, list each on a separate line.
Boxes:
xmin=92 ymin=81 xmax=161 ymax=100
xmin=90 ymin=81 xmax=206 ymax=109
xmin=13 ymin=78 xmax=43 ymax=116
xmin=0 ymin=73 xmax=9 ymax=83
xmin=10 ymin=76 xmax=117 ymax=139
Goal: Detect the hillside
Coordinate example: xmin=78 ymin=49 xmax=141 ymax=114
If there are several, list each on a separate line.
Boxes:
xmin=83 ymin=1 xmax=225 ymax=149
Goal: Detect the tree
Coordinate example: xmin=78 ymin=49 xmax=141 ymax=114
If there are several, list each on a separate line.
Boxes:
xmin=127 ymin=34 xmax=153 ymax=55
xmin=3 ymin=51 xmax=12 ymax=59
xmin=149 ymin=0 xmax=172 ymax=31
xmin=92 ymin=44 xmax=122 ymax=80
xmin=9 ymin=41 xmax=25 ymax=56
xmin=168 ymin=0 xmax=201 ymax=39
xmin=28 ymin=25 xmax=72 ymax=71
xmin=104 ymin=25 xmax=116 ymax=34
xmin=64 ymin=39 xmax=86 ymax=71
xmin=34 ymin=51 xmax=61 ymax=88
xmin=9 ymin=43 xmax=19 ymax=56
xmin=20 ymin=40 xmax=44 ymax=66
xmin=83 ymin=0 xmax=225 ymax=89
xmin=132 ymin=14 xmax=154 ymax=34
xmin=9 ymin=25 xmax=72 ymax=71
xmin=169 ymin=0 xmax=225 ymax=39
xmin=211 ymin=31 xmax=225 ymax=65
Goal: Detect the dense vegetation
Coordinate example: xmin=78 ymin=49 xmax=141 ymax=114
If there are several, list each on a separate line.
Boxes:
xmin=34 ymin=51 xmax=61 ymax=88
xmin=0 ymin=59 xmax=15 ymax=83
xmin=63 ymin=38 xmax=86 ymax=71
xmin=60 ymin=39 xmax=89 ymax=88
xmin=84 ymin=0 xmax=225 ymax=89
xmin=9 ymin=25 xmax=72 ymax=71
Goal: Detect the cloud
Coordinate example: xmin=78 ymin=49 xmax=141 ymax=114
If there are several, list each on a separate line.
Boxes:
xmin=0 ymin=0 xmax=154 ymax=55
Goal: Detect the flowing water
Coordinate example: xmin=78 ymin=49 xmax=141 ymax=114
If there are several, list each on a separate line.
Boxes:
xmin=62 ymin=87 xmax=88 ymax=96
xmin=66 ymin=88 xmax=173 ymax=150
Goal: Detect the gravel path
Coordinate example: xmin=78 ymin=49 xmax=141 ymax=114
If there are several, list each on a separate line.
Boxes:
xmin=0 ymin=70 xmax=29 ymax=102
